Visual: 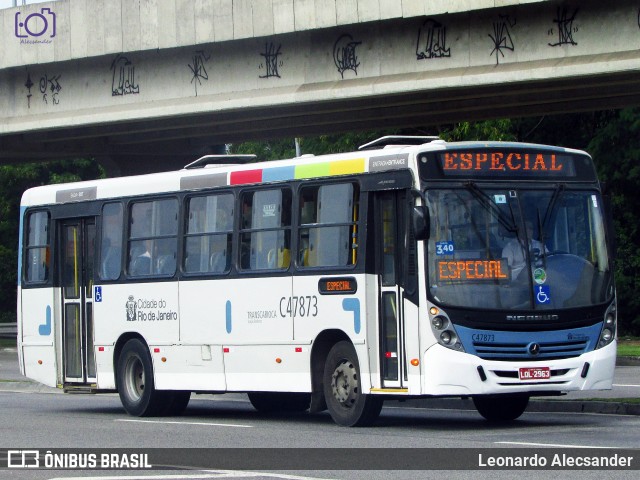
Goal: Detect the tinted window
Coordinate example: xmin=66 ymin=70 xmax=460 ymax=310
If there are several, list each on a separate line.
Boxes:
xmin=128 ymin=198 xmax=178 ymax=277
xmin=25 ymin=211 xmax=50 ymax=283
xmin=240 ymin=188 xmax=292 ymax=270
xmin=99 ymin=203 xmax=123 ymax=280
xmin=184 ymin=193 xmax=234 ymax=274
xmin=299 ymin=183 xmax=358 ymax=267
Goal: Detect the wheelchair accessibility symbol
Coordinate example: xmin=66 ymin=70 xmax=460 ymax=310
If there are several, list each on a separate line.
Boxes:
xmin=535 ymin=285 xmax=551 ymax=304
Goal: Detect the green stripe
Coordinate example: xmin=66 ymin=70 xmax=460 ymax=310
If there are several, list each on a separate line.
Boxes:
xmin=295 ymin=162 xmax=330 ymax=179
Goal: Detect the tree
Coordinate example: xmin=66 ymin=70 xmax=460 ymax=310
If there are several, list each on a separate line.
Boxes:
xmin=0 ymin=159 xmax=103 ymax=323
xmin=586 ymin=109 xmax=640 ymax=335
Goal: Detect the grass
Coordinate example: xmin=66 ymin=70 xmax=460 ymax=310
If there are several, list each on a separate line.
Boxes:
xmin=617 ymin=338 xmax=640 ymax=357
xmin=576 ymin=398 xmax=640 ymax=404
xmin=0 ymin=338 xmax=17 ymax=349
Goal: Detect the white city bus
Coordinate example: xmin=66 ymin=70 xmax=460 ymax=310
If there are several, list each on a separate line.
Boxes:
xmin=17 ymin=136 xmax=617 ymax=426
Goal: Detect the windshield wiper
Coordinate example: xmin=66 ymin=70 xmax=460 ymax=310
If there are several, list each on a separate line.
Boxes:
xmin=534 ymin=207 xmax=547 ymax=267
xmin=542 ymin=183 xmax=565 ymax=229
xmin=464 ymin=181 xmax=518 ymax=233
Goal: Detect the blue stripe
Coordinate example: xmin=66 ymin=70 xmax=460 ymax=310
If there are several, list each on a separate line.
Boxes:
xmin=39 ymin=305 xmax=51 ymax=336
xmin=262 ymin=166 xmax=295 ymax=183
xmin=225 ymin=300 xmax=232 ymax=333
xmin=342 ymin=298 xmax=361 ymax=334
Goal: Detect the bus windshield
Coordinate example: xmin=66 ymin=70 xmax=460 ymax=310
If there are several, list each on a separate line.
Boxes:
xmin=426 ymin=185 xmax=614 ymax=311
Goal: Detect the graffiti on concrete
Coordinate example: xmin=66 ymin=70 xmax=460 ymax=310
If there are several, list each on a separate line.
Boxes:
xmin=24 ymin=71 xmax=34 ymax=108
xmin=259 ymin=42 xmax=283 ymax=79
xmin=188 ymin=50 xmax=211 ymax=96
xmin=333 ymin=34 xmax=362 ymax=78
xmin=489 ymin=15 xmax=516 ymax=65
xmin=548 ymin=7 xmax=579 ymax=47
xmin=111 ymin=54 xmax=139 ymax=96
xmin=416 ymin=18 xmax=451 ymax=60
xmin=39 ymin=73 xmax=61 ymax=105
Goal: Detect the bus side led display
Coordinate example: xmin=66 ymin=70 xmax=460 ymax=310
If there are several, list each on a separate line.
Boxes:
xmin=318 ymin=277 xmax=357 ymax=295
xmin=437 ymin=259 xmax=509 ymax=282
xmin=439 ymin=151 xmax=576 ymax=177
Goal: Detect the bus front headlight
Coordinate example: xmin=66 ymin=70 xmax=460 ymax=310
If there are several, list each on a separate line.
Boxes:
xmin=429 ymin=308 xmax=464 ymax=352
xmin=597 ymin=302 xmax=616 ymax=349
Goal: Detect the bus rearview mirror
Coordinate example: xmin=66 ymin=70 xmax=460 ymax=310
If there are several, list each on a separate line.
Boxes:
xmin=412 ymin=205 xmax=429 ymax=240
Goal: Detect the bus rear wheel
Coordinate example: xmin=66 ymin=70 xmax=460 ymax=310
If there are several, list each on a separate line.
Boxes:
xmin=117 ymin=338 xmax=167 ymax=417
xmin=162 ymin=391 xmax=191 ymax=416
xmin=248 ymin=392 xmax=310 ymax=413
xmin=323 ymin=341 xmax=383 ymax=427
xmin=472 ymin=394 xmax=529 ymax=422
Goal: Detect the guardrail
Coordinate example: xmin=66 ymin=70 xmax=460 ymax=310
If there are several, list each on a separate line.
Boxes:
xmin=0 ymin=323 xmax=17 ymax=339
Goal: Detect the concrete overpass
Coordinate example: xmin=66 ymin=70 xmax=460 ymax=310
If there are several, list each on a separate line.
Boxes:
xmin=1 ymin=0 xmax=640 ymax=174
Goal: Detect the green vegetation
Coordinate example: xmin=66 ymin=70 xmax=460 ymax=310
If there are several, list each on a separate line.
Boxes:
xmin=575 ymin=398 xmax=640 ymax=404
xmin=617 ymin=339 xmax=640 ymax=357
xmin=0 ymin=159 xmax=104 ymax=324
xmin=0 ymin=338 xmax=17 ymax=348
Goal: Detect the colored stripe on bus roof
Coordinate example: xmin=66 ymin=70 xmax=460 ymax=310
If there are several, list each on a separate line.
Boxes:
xmin=230 ymin=169 xmax=262 ymax=185
xmin=330 ymin=158 xmax=366 ymax=176
xmin=295 ymin=162 xmax=330 ymax=179
xmin=262 ymin=165 xmax=296 ymax=182
xmin=229 ymin=158 xmax=366 ymax=185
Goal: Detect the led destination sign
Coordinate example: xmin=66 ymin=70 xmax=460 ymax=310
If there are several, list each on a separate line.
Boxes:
xmin=437 ymin=259 xmax=509 ymax=282
xmin=438 ymin=151 xmax=577 ymax=177
xmin=318 ymin=277 xmax=357 ymax=295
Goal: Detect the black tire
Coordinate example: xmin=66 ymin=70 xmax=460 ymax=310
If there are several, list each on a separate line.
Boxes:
xmin=323 ymin=341 xmax=383 ymax=427
xmin=162 ymin=391 xmax=191 ymax=416
xmin=472 ymin=394 xmax=529 ymax=422
xmin=117 ymin=339 xmax=167 ymax=417
xmin=248 ymin=392 xmax=310 ymax=413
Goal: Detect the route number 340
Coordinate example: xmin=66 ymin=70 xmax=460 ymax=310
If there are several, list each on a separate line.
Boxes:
xmin=436 ymin=241 xmax=454 ymax=255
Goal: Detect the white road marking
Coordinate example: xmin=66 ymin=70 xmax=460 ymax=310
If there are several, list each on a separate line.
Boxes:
xmin=115 ymin=419 xmax=252 ymax=428
xmin=49 ymin=470 xmax=335 ymax=480
xmin=495 ymin=441 xmax=612 ymax=449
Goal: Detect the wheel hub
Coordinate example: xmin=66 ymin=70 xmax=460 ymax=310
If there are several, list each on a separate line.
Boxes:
xmin=124 ymin=355 xmax=145 ymax=402
xmin=331 ymin=359 xmax=358 ymax=407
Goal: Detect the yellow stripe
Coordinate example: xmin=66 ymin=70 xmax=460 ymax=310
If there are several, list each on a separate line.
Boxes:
xmin=329 ymin=158 xmax=365 ymax=176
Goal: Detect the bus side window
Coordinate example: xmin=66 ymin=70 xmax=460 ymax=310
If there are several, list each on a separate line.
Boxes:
xmin=25 ymin=211 xmax=50 ymax=283
xmin=99 ymin=203 xmax=123 ymax=281
xmin=127 ymin=198 xmax=178 ymax=277
xmin=183 ymin=193 xmax=234 ymax=274
xmin=240 ymin=188 xmax=291 ymax=271
xmin=299 ymin=183 xmax=357 ymax=268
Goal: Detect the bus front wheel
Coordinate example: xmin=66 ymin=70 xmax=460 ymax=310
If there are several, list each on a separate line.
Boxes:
xmin=472 ymin=394 xmax=529 ymax=422
xmin=117 ymin=338 xmax=167 ymax=417
xmin=323 ymin=341 xmax=383 ymax=427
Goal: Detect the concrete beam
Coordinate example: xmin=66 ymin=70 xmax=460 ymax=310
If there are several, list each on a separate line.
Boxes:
xmin=0 ymin=0 xmax=553 ymax=69
xmin=1 ymin=0 xmax=640 ymax=174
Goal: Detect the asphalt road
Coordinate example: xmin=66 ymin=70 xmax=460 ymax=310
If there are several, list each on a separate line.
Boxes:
xmin=0 ymin=345 xmax=639 ymax=479
xmin=0 ymin=389 xmax=639 ymax=480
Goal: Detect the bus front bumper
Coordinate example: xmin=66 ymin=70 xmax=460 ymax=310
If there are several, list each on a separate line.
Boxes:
xmin=420 ymin=341 xmax=617 ymax=397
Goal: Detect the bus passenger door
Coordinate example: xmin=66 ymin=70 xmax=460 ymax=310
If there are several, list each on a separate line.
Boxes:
xmin=60 ymin=219 xmax=97 ymax=384
xmin=376 ymin=191 xmax=407 ymax=389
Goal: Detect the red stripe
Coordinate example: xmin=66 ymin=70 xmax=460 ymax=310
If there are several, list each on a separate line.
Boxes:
xmin=230 ymin=169 xmax=262 ymax=185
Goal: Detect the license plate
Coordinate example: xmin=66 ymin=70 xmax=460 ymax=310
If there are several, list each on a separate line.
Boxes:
xmin=519 ymin=367 xmax=551 ymax=380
